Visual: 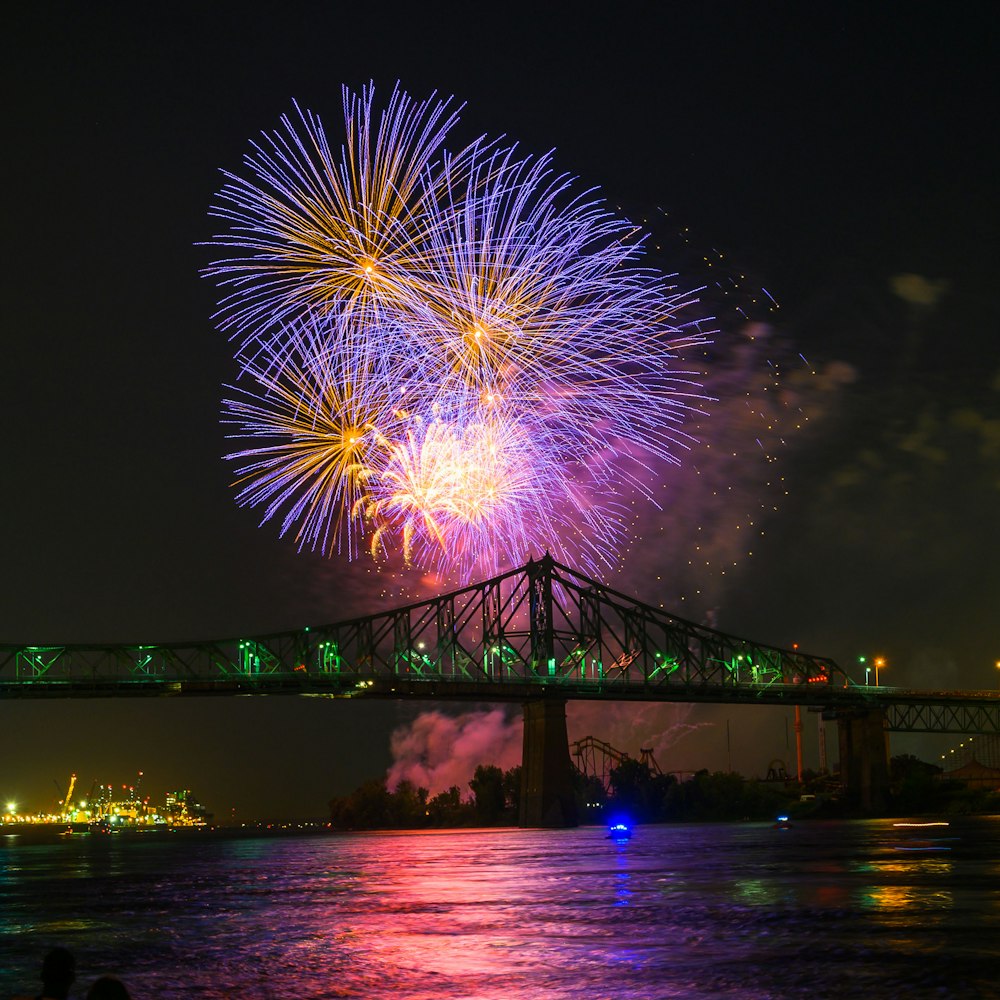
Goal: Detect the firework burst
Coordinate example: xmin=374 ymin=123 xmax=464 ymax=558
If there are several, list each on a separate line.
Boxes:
xmin=206 ymin=84 xmax=709 ymax=578
xmin=206 ymin=84 xmax=487 ymax=358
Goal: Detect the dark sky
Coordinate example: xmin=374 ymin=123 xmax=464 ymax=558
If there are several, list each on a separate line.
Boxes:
xmin=2 ymin=3 xmax=998 ymax=819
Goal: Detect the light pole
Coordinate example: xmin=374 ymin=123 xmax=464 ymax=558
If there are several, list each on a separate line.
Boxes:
xmin=874 ymin=656 xmax=886 ymax=686
xmin=859 ymin=655 xmax=869 ymax=686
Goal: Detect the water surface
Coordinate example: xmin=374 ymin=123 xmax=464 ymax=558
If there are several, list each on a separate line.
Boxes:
xmin=3 ymin=818 xmax=999 ymax=998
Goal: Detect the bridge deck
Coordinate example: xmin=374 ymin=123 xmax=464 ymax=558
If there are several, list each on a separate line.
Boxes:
xmin=2 ymin=556 xmax=996 ymax=733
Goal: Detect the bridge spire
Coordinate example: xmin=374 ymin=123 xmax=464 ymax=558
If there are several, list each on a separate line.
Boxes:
xmin=527 ymin=553 xmax=555 ymax=676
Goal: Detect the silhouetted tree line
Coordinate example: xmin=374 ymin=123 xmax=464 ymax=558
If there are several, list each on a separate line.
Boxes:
xmin=329 ymin=761 xmax=793 ymax=829
xmin=600 ymin=759 xmax=794 ymax=823
xmin=329 ymin=764 xmax=522 ymax=830
xmin=328 ymin=753 xmax=999 ymax=830
xmin=888 ymin=753 xmax=1000 ymax=815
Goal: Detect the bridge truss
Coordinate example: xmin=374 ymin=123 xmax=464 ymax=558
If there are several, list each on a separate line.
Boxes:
xmin=1 ymin=555 xmax=996 ymax=733
xmin=881 ymin=699 xmax=1000 ymax=735
xmin=1 ymin=555 xmax=845 ymax=702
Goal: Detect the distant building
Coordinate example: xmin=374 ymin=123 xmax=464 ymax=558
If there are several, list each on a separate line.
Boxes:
xmin=941 ymin=758 xmax=1000 ymax=791
xmin=165 ymin=789 xmax=210 ymax=824
xmin=940 ymin=735 xmax=1000 ymax=789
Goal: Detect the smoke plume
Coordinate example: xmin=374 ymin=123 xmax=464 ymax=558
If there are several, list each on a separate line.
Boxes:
xmin=386 ymin=709 xmax=523 ymax=797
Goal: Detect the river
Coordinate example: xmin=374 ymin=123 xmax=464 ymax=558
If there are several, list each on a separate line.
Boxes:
xmin=2 ymin=817 xmax=999 ymax=999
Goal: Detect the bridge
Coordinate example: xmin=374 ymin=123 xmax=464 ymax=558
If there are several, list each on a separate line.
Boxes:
xmin=3 ymin=555 xmax=997 ymax=822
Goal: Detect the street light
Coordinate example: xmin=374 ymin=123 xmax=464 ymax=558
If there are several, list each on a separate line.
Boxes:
xmin=874 ymin=657 xmax=886 ymax=686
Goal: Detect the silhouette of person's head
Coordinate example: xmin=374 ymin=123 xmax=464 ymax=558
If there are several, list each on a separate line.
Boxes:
xmin=86 ymin=976 xmax=131 ymax=1000
xmin=40 ymin=947 xmax=76 ymax=999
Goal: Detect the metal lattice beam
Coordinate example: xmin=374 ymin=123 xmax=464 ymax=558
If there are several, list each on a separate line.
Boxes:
xmin=883 ymin=701 xmax=1000 ymax=734
xmin=1 ymin=555 xmax=996 ymax=736
xmin=0 ymin=555 xmax=846 ymax=701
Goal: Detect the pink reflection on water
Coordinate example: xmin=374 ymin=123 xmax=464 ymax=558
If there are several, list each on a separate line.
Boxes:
xmin=305 ymin=828 xmax=657 ymax=998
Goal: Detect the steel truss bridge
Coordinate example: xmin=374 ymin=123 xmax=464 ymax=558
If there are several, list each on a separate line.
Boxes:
xmin=2 ymin=555 xmax=997 ymax=736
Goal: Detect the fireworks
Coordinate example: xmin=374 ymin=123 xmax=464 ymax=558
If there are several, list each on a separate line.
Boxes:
xmin=206 ymin=83 xmax=708 ymax=578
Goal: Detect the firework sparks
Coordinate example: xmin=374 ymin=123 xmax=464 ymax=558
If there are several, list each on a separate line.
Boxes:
xmin=205 ymin=84 xmax=709 ymax=578
xmin=206 ymin=83 xmax=483 ymax=357
xmin=364 ymin=404 xmax=627 ymax=576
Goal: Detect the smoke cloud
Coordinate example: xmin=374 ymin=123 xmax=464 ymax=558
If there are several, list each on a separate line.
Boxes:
xmin=386 ymin=708 xmax=523 ymax=797
xmin=384 ymin=700 xmax=714 ymax=797
xmin=566 ymin=701 xmax=710 ymax=769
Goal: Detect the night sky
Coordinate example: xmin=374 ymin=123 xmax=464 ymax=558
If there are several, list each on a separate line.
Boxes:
xmin=3 ymin=4 xmax=997 ymax=820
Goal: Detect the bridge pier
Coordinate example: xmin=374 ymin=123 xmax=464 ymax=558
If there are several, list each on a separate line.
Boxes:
xmin=519 ymin=698 xmax=578 ymax=828
xmin=837 ymin=708 xmax=890 ymax=812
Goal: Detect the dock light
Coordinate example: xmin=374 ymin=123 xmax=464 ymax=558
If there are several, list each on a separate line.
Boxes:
xmin=5 ymin=801 xmax=15 ymax=814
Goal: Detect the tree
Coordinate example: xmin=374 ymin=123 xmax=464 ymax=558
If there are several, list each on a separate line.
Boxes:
xmin=329 ymin=777 xmax=393 ymax=829
xmin=890 ymin=753 xmax=946 ymax=813
xmin=469 ymin=765 xmax=506 ymax=824
xmin=427 ymin=786 xmax=467 ymax=826
xmin=608 ymin=758 xmax=656 ymax=821
xmin=389 ymin=780 xmax=429 ymax=827
xmin=502 ymin=765 xmax=521 ymax=818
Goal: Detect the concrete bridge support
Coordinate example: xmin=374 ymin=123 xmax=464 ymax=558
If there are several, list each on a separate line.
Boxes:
xmin=837 ymin=707 xmax=890 ymax=812
xmin=519 ymin=698 xmax=578 ymax=828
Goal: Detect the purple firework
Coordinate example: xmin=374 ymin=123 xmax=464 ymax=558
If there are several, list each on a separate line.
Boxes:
xmin=205 ymin=84 xmax=709 ymax=578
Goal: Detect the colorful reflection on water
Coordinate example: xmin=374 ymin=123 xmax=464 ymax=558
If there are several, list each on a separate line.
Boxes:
xmin=2 ymin=818 xmax=999 ymax=998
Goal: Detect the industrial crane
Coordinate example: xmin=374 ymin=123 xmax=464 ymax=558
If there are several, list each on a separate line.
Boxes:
xmin=62 ymin=773 xmax=77 ymax=818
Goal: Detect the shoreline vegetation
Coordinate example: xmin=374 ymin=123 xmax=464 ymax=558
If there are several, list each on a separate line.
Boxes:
xmin=5 ymin=757 xmax=997 ymax=843
xmin=328 ymin=754 xmax=1000 ymax=831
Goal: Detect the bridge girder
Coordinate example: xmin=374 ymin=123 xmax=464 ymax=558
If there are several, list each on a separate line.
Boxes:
xmin=882 ymin=701 xmax=1000 ymax=734
xmin=0 ymin=555 xmax=845 ymax=700
xmin=1 ymin=556 xmax=996 ymax=736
